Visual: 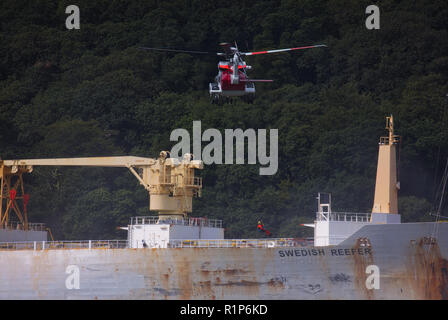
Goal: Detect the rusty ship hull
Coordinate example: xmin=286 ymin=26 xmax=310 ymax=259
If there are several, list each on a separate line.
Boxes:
xmin=0 ymin=221 xmax=447 ymax=300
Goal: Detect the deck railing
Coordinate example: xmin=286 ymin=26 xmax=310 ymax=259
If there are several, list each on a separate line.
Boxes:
xmin=0 ymin=240 xmax=128 ymax=251
xmin=167 ymin=238 xmax=313 ymax=248
xmin=0 ymin=237 xmax=314 ymax=251
xmin=129 ymin=216 xmax=223 ymax=228
xmin=317 ymin=212 xmax=371 ymax=222
xmin=0 ymin=222 xmax=46 ymax=231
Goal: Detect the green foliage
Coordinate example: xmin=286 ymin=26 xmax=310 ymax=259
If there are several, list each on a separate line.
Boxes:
xmin=399 ymin=196 xmax=433 ymax=222
xmin=0 ymin=0 xmax=447 ymax=240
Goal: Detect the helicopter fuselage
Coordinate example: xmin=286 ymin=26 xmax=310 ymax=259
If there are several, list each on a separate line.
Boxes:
xmin=209 ymin=61 xmax=255 ymax=102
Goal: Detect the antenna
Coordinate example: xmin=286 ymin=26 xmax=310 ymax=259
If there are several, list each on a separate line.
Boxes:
xmin=317 ymin=192 xmax=332 ymax=221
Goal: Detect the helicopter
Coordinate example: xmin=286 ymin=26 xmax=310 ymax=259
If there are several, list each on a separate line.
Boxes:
xmin=139 ymin=42 xmax=327 ymax=104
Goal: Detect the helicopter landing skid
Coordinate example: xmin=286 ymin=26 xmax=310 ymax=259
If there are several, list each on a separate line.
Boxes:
xmin=209 ymin=83 xmax=255 ymax=104
xmin=209 ymin=83 xmax=223 ymax=105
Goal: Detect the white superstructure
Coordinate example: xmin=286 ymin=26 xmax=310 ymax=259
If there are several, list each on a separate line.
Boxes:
xmin=126 ymin=216 xmax=224 ymax=248
xmin=312 ymin=193 xmax=371 ymax=246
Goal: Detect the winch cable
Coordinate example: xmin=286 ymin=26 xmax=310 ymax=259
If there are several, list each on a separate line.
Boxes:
xmin=430 ymin=94 xmax=448 ymax=243
xmin=432 ymin=95 xmax=447 ymax=206
xmin=431 ymin=158 xmax=448 ymax=243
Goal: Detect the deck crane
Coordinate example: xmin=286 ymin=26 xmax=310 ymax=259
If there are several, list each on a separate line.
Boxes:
xmin=0 ymin=152 xmax=203 ymax=231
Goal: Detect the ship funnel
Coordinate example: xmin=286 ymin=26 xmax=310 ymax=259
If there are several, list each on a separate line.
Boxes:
xmin=372 ymin=115 xmax=400 ymax=215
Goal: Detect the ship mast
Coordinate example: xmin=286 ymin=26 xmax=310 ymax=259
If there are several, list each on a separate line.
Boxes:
xmin=372 ymin=115 xmax=400 ymax=215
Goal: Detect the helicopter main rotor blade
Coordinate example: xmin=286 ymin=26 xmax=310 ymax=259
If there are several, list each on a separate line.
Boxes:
xmin=139 ymin=47 xmax=222 ymax=55
xmin=242 ymin=44 xmax=327 ymax=56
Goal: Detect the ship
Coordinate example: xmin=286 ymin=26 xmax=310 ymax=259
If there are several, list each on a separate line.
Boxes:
xmin=0 ymin=115 xmax=447 ymax=300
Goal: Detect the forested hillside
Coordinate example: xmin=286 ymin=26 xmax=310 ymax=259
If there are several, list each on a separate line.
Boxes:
xmin=0 ymin=0 xmax=447 ymax=240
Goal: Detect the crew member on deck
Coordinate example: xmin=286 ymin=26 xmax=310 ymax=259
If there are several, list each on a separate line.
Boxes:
xmin=257 ymin=220 xmax=272 ymax=237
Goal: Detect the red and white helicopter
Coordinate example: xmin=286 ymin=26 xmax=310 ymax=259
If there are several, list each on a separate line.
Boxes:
xmin=140 ymin=42 xmax=326 ymax=104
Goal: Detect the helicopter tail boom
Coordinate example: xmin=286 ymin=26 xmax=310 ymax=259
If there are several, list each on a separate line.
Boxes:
xmin=240 ymin=79 xmax=273 ymax=82
xmin=243 ymin=44 xmax=327 ymax=56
